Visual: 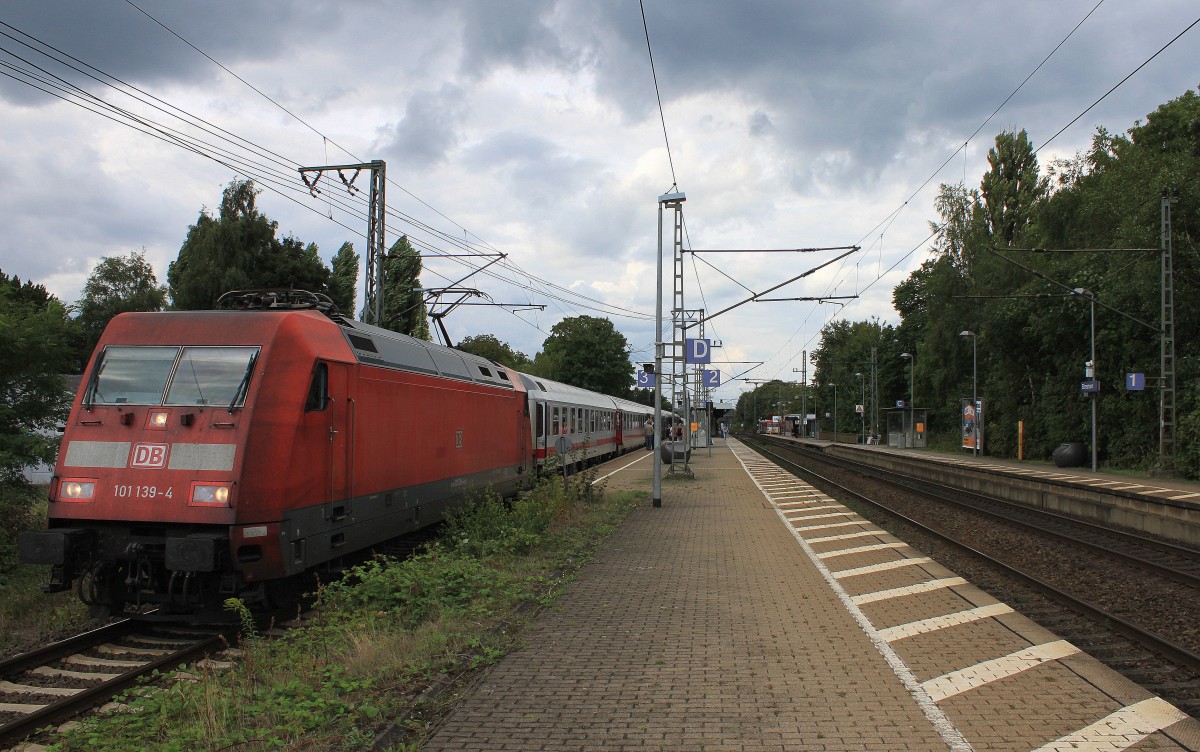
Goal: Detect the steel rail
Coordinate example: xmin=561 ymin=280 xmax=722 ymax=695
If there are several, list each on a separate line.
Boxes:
xmin=743 ymin=436 xmax=1200 ymax=676
xmin=767 ymin=437 xmax=1200 ymax=589
xmin=0 ymin=628 xmax=231 ymax=748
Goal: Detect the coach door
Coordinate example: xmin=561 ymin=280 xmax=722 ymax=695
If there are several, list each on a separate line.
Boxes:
xmin=325 ymin=362 xmax=353 ymax=502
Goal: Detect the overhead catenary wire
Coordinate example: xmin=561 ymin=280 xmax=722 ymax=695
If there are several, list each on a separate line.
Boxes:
xmin=119 ymin=3 xmax=630 ymax=317
xmin=742 ymin=5 xmax=1199 ymax=388
xmin=0 ymin=16 xmax=655 ymax=330
xmin=639 ymin=0 xmax=678 ymax=190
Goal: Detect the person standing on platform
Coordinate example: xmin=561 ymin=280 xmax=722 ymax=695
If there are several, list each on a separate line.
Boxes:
xmin=644 ymin=417 xmax=655 ymax=451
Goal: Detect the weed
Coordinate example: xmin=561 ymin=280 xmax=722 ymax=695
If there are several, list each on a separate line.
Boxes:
xmin=52 ymin=475 xmax=643 ymax=751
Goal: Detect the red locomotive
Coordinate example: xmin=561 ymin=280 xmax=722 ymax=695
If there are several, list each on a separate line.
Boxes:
xmin=19 ymin=291 xmax=654 ymax=617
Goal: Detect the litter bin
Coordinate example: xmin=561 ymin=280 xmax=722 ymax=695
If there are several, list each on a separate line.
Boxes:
xmin=659 ymin=441 xmax=691 ymax=464
xmin=1052 ymin=442 xmax=1087 ymax=468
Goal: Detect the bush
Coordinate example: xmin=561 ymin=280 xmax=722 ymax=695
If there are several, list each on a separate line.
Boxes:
xmin=0 ymin=481 xmax=40 ymax=588
xmin=317 ymin=550 xmax=522 ymax=628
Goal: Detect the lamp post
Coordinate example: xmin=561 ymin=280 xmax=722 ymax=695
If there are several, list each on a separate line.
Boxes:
xmin=854 ymin=372 xmax=865 ymax=444
xmin=654 ymin=191 xmax=684 ymax=507
xmin=792 ymin=367 xmax=807 ymax=437
xmin=900 ymin=352 xmax=914 ymax=448
xmin=1073 ymin=288 xmax=1098 ymax=472
xmin=828 ymin=383 xmax=838 ymax=443
xmin=959 ymin=331 xmax=977 ymax=457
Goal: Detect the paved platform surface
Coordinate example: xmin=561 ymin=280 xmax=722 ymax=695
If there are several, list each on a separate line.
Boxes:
xmin=423 ymin=440 xmax=1200 ymax=751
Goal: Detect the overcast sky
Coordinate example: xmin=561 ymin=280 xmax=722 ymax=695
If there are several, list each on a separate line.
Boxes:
xmin=1 ymin=1 xmax=1197 ymax=403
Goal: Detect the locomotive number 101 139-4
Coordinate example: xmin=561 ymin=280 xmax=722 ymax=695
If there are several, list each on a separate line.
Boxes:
xmin=113 ymin=484 xmax=173 ymax=500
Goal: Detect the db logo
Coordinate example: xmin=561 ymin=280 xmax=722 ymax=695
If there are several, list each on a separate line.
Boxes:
xmin=130 ymin=443 xmax=169 ymax=469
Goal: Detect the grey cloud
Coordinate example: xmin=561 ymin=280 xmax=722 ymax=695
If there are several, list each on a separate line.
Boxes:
xmin=0 ymin=0 xmax=343 ymax=105
xmin=457 ymin=0 xmax=572 ymax=78
xmin=379 ymin=85 xmax=468 ymax=167
xmin=462 ymin=130 xmax=601 ymax=208
xmin=749 ymin=110 xmax=773 ymax=137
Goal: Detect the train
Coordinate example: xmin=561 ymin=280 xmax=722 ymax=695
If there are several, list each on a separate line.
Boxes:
xmin=18 ymin=290 xmax=658 ymax=618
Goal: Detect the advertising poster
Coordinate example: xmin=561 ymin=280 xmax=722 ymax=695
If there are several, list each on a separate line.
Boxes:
xmin=961 ymin=399 xmax=983 ymax=451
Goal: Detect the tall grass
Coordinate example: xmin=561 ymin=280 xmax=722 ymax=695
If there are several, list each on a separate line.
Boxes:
xmin=0 ymin=483 xmax=90 ymax=654
xmin=52 ymin=471 xmax=640 ymax=751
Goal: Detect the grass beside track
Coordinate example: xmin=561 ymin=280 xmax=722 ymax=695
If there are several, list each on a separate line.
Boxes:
xmin=1 ymin=485 xmax=93 ymax=657
xmin=46 ymin=469 xmax=642 ymax=751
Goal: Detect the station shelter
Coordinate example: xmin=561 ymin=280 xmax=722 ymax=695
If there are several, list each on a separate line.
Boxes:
xmin=885 ymin=408 xmax=927 ymax=449
xmin=781 ymin=413 xmax=818 ymax=439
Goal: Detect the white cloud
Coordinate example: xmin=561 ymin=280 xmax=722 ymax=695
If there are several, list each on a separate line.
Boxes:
xmin=0 ymin=0 xmax=1197 ymax=401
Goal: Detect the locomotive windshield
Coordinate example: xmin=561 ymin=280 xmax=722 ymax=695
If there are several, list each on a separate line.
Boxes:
xmin=87 ymin=346 xmax=260 ymax=407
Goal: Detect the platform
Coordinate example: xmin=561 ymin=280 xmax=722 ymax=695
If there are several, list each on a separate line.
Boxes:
xmin=422 ymin=439 xmax=1200 ymax=751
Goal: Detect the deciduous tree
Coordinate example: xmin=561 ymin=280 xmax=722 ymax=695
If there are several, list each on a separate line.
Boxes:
xmin=379 ymin=235 xmax=429 ymax=339
xmin=329 ymin=242 xmax=359 ymax=316
xmin=0 ymin=272 xmax=73 ymax=483
xmin=74 ymin=250 xmax=167 ymax=354
xmin=455 ymin=334 xmax=530 ymax=370
xmin=167 ymin=179 xmax=330 ymax=309
xmin=532 ymin=315 xmax=632 ymax=396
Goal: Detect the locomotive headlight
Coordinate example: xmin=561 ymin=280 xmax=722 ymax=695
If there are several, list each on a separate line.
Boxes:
xmin=58 ymin=479 xmax=96 ymax=501
xmin=190 ymin=482 xmax=233 ymax=507
xmin=147 ymin=410 xmax=170 ymax=430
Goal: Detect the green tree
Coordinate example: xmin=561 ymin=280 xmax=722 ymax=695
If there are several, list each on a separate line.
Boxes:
xmin=872 ymin=91 xmax=1200 ymax=470
xmin=980 ymin=129 xmax=1047 ymax=245
xmin=455 ymin=334 xmax=531 ymax=370
xmin=167 ymin=179 xmax=330 ymax=309
xmin=74 ymin=250 xmax=167 ymax=354
xmin=532 ymin=315 xmax=632 ymax=396
xmin=379 ymin=235 xmax=429 ymax=339
xmin=0 ymin=272 xmax=74 ymax=483
xmin=809 ymin=318 xmax=898 ymax=437
xmin=734 ymin=380 xmax=804 ymax=429
xmin=329 ymin=241 xmax=359 ymax=316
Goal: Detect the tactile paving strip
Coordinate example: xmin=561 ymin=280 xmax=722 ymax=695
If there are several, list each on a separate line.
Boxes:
xmin=729 ymin=439 xmax=1198 ymax=752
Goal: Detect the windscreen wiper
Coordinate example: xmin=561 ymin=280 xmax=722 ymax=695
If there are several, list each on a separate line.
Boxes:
xmin=228 ymin=351 xmax=259 ymax=412
xmin=82 ymin=353 xmax=107 ymax=411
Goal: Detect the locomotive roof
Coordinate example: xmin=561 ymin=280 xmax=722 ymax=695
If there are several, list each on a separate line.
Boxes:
xmin=337 ymin=318 xmax=517 ymax=390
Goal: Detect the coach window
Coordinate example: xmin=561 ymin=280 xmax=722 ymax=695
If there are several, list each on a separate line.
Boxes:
xmin=305 ymin=363 xmax=329 ymax=412
xmin=552 ymin=405 xmax=560 ymax=435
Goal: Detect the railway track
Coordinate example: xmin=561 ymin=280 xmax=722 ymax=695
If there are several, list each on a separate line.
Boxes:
xmin=1 ymin=521 xmax=441 ymax=751
xmin=0 ymin=618 xmax=233 ymax=750
xmin=742 ymin=435 xmax=1200 ymax=719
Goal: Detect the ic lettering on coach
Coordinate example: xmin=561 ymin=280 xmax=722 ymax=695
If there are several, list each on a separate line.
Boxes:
xmin=130 ymin=443 xmax=169 ymax=469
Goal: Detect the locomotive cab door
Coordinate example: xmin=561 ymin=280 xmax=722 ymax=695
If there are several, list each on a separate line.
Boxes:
xmin=320 ymin=361 xmax=353 ymax=502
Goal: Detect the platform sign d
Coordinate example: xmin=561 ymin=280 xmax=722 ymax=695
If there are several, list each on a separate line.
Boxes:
xmin=685 ymin=338 xmax=711 ymax=364
xmin=637 ymin=371 xmax=656 ymax=388
xmin=702 ymin=369 xmax=720 ymax=387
